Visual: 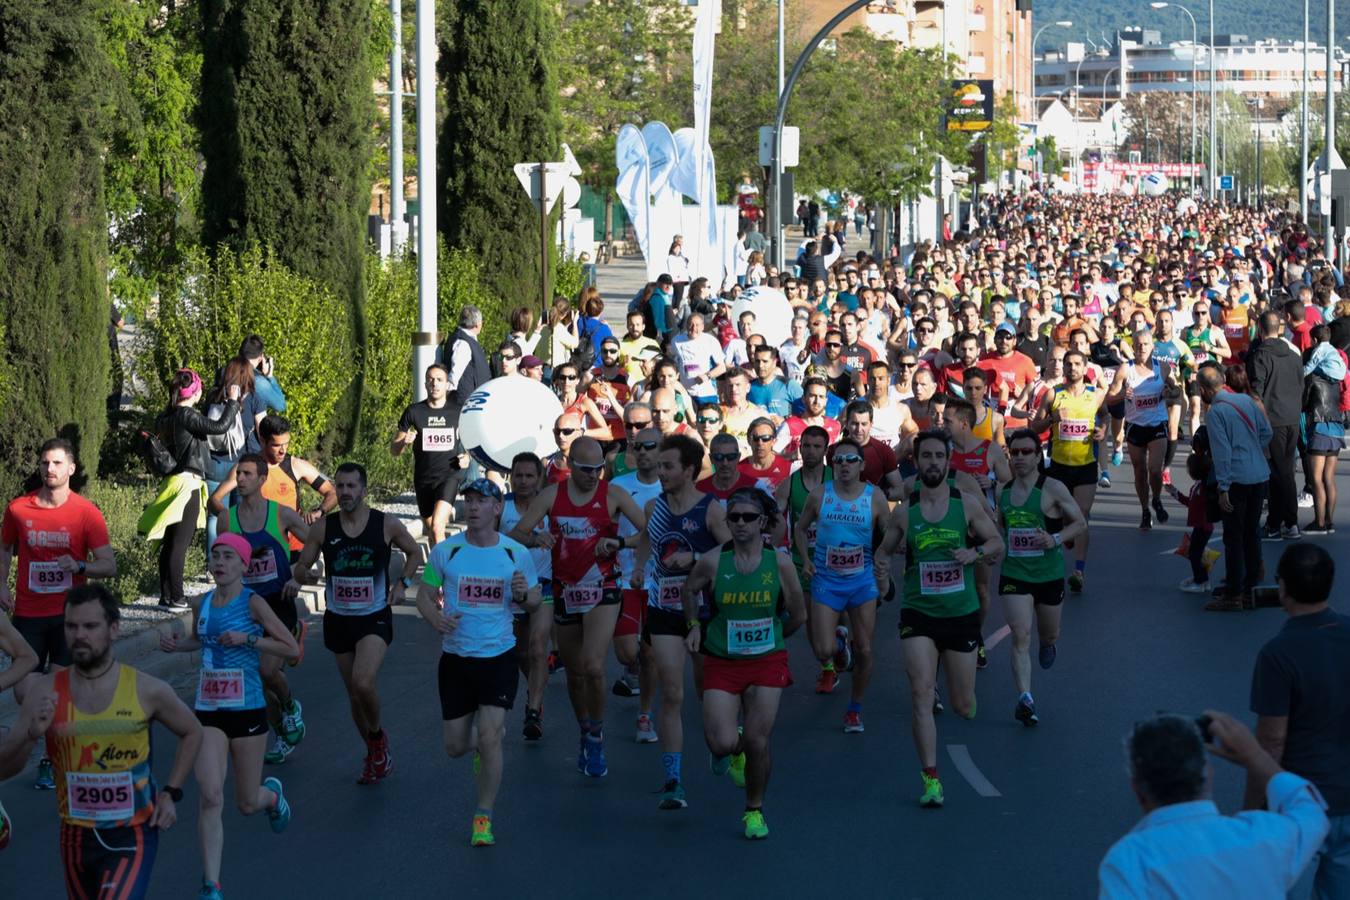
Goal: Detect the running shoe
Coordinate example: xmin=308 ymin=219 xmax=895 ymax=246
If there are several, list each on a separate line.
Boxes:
xmin=1152 ymin=499 xmax=1169 ymax=524
xmin=1139 ymin=510 xmax=1152 ymax=532
xmin=933 ymin=687 xmax=945 ymax=714
xmin=471 ymin=815 xmax=495 ymax=847
xmin=814 ymin=668 xmax=839 ymax=694
xmin=976 ymin=644 xmax=988 ymax=670
xmin=34 ymin=758 xmax=54 ymax=790
xmin=843 ymin=710 xmax=864 ymax=733
xmin=1305 ymin=521 xmax=1336 ymax=535
xmin=523 ymin=708 xmax=543 ymax=741
xmin=583 ymin=738 xmax=608 ymax=777
xmin=729 ymin=751 xmax=746 ymax=789
xmin=1098 ymin=470 xmax=1112 ymax=489
xmin=833 ymin=626 xmax=853 ymax=672
xmin=1178 ymin=578 xmax=1211 ymax=594
xmin=919 ymin=773 xmax=945 ymax=808
xmin=635 ymin=714 xmax=658 ymax=744
xmin=1281 ymin=525 xmax=1302 ymax=541
xmin=710 ymin=754 xmax=731 ymax=777
xmin=577 ymin=735 xmax=588 ymax=774
xmin=742 ymin=808 xmax=769 ymax=840
xmin=1015 ymin=696 xmax=1039 ymax=727
xmin=287 ymin=618 xmax=308 ymax=667
xmin=199 ymin=880 xmax=224 ymax=900
xmin=611 ymin=671 xmax=639 ymax=697
xmin=1297 ymin=491 xmax=1315 ymax=509
xmin=1038 ymin=642 xmax=1057 ymax=669
xmin=357 ymin=752 xmax=377 ymax=785
xmin=369 ymin=732 xmax=393 ymax=780
xmin=1262 ymin=526 xmax=1283 ymax=542
xmin=264 ymin=777 xmax=291 ymax=834
xmin=279 ymin=699 xmax=305 ymax=747
xmin=1111 ymin=447 xmax=1123 ymax=467
xmin=265 ymin=733 xmax=294 ymax=765
xmin=0 ymin=798 xmax=10 ymax=851
xmin=657 ymin=780 xmax=687 ymax=810
xmin=1067 ymin=571 xmax=1084 ymax=593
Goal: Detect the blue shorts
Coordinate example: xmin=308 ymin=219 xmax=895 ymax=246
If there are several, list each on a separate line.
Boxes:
xmin=811 ymin=573 xmax=878 ymax=612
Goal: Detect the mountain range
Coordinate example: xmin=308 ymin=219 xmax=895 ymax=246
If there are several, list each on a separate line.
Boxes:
xmin=1034 ymin=0 xmax=1348 ymax=48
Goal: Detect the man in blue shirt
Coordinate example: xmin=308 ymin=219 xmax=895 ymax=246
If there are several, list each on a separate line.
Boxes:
xmin=649 ymin=274 xmax=675 ymax=339
xmin=747 ymin=345 xmax=801 ymax=424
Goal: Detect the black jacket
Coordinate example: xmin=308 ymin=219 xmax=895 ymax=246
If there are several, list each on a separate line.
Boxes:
xmin=798 ymin=254 xmax=826 ymax=287
xmin=1303 ymin=373 xmax=1343 ymax=424
xmin=1245 ymin=337 xmax=1304 ymax=427
xmin=157 ymin=400 xmax=240 ymax=477
xmin=444 ymin=328 xmax=491 ymax=410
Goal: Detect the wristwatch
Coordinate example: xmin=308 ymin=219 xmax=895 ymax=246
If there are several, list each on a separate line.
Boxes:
xmin=77 ymin=561 xmax=87 ymax=575
xmin=160 ymin=785 xmax=183 ymax=802
xmin=684 ymin=619 xmax=699 ymax=633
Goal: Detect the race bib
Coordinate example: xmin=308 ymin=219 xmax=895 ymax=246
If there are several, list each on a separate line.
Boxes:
xmin=657 ymin=576 xmax=685 ymax=611
xmin=242 ymin=552 xmax=278 ymax=585
xmin=727 ymin=616 xmax=775 ymax=656
xmin=1223 ymin=324 xmax=1245 ymax=339
xmin=67 ymin=771 xmax=134 ymax=823
xmin=197 ymin=668 xmax=245 ymax=710
xmin=1135 ymin=393 xmax=1161 ymax=410
xmin=28 ymin=560 xmax=72 ymax=594
xmin=457 ymin=575 xmax=505 ymax=609
xmin=562 ymin=583 xmax=603 ymax=615
xmin=331 ymin=575 xmax=375 ymax=612
xmin=1008 ymin=528 xmax=1043 ymax=558
xmin=919 ymin=560 xmax=966 ymax=595
xmin=1057 ymin=418 xmax=1091 ymax=441
xmin=825 ymin=545 xmax=864 ymax=576
xmin=420 ymin=427 xmax=457 ymax=452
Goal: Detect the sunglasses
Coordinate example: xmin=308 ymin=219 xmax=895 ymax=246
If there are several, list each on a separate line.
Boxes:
xmin=1009 ymin=447 xmax=1038 ymax=457
xmin=602 ymin=347 xmax=619 ymax=354
xmin=726 ymin=512 xmax=764 ymax=524
xmin=825 ymin=342 xmax=842 ymax=348
xmin=711 ymin=452 xmax=739 ymax=463
xmin=624 ymin=421 xmax=652 ymax=430
xmin=501 ymin=354 xmax=520 ymax=362
xmin=571 ymin=462 xmax=605 ymax=474
xmin=553 ymin=427 xmax=580 ymax=436
xmin=557 ymin=374 xmax=579 ymax=382
xmin=632 ymin=440 xmax=660 ymax=451
xmin=698 ymin=416 xmax=722 ymax=425
xmin=833 ymin=453 xmax=863 ymax=464
xmin=750 ymin=433 xmax=774 ymax=443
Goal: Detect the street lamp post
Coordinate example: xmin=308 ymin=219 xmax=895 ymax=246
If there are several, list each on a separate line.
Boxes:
xmin=1150 ymin=3 xmax=1198 ymax=194
xmin=1208 ymin=0 xmax=1216 ymax=199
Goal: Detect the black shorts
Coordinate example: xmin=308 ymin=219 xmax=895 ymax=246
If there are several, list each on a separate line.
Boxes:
xmin=1047 ymin=461 xmax=1099 ymax=491
xmin=1185 ymin=379 xmax=1204 ymax=400
xmin=998 ymin=576 xmax=1066 ymax=607
xmin=414 ymin=475 xmax=460 ymax=520
xmin=262 ymin=591 xmax=298 ymax=634
xmin=641 ymin=606 xmax=688 ymax=643
xmin=195 ymin=707 xmax=269 ymax=739
xmin=1308 ymin=432 xmax=1345 ymax=456
xmin=13 ymin=614 xmax=70 ymax=669
xmin=437 ymin=649 xmax=519 ymax=720
xmin=1125 ymin=422 xmax=1168 ymax=447
xmin=323 ymin=607 xmax=394 ymax=655
xmin=60 ymin=822 xmax=158 ymax=900
xmin=898 ymin=607 xmax=981 ymax=654
xmin=551 ymin=582 xmax=622 ymax=626
xmin=1106 ymin=401 xmax=1126 ymax=420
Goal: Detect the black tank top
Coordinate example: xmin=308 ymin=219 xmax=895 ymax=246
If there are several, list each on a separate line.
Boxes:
xmin=320 ymin=509 xmax=391 ymax=616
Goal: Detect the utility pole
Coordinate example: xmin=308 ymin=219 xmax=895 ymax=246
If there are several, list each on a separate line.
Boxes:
xmin=1300 ymin=0 xmax=1309 ymax=222
xmin=1208 ymin=0 xmax=1216 ymax=199
xmin=413 ymin=0 xmax=437 ymax=401
xmin=389 ymin=0 xmax=404 ymax=253
xmin=1323 ymin=0 xmax=1335 ymax=256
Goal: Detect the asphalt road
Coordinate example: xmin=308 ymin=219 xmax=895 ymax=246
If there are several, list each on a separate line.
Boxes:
xmin=1 ymin=470 xmax=1343 ymax=899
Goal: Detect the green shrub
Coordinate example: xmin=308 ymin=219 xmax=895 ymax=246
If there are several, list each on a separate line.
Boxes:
xmin=439 ymin=244 xmax=510 ymax=356
xmin=130 ymin=244 xmax=357 ymax=455
xmin=82 ymin=481 xmax=204 ymax=604
xmin=354 ymin=249 xmax=418 ymax=493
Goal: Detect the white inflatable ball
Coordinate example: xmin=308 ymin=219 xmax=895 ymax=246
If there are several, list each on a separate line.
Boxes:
xmin=731 ymin=286 xmax=793 ymax=347
xmin=1140 ymin=172 xmax=1170 ymax=197
xmin=1175 ymin=197 xmax=1198 ymax=216
xmin=458 ymin=376 xmax=563 ymax=473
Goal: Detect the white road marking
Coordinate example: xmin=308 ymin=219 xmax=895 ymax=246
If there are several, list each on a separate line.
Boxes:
xmin=983 ymin=624 xmax=1011 ymax=650
xmin=947 ymin=744 xmax=1002 ymax=797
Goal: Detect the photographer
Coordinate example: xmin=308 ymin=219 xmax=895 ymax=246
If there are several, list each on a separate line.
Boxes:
xmin=1099 ymin=712 xmax=1328 ymax=898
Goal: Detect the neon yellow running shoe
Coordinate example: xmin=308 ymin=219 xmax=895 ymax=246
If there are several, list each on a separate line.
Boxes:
xmin=742 ymin=808 xmax=769 ymax=840
xmin=919 ymin=773 xmax=944 ymax=808
xmin=471 ymin=815 xmax=494 ymax=847
xmin=729 ymin=751 xmax=746 ymax=789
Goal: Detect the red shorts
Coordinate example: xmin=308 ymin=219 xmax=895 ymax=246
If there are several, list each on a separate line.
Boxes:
xmin=702 ymin=650 xmax=793 ymax=694
xmin=614 ymin=589 xmax=646 ymax=638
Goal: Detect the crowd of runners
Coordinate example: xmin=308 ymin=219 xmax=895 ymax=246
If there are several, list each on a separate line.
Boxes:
xmin=2 ymin=189 xmax=1349 ymax=896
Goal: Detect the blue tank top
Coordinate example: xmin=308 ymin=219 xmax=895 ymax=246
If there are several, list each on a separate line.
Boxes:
xmin=645 ymin=493 xmax=719 ymax=611
xmin=195 ymin=588 xmax=265 ymax=712
xmin=229 ymin=501 xmax=292 ymax=599
xmin=812 ymin=482 xmax=874 ymax=581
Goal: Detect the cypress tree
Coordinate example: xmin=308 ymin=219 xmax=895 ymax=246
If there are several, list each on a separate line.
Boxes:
xmin=439 ymin=0 xmax=562 ymax=307
xmin=198 ymin=0 xmax=374 ymax=447
xmin=0 ymin=0 xmax=112 ymax=499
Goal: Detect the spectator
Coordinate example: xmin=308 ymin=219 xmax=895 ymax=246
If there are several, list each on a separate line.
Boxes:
xmin=1249 ymin=543 xmax=1349 ymax=898
xmin=1301 ymin=324 xmax=1346 ymax=533
xmin=442 ymin=304 xmax=492 ymax=410
xmin=666 ymin=235 xmax=691 ymax=306
xmin=576 ymin=286 xmax=613 ymax=364
xmin=649 ymin=274 xmax=676 ymax=340
xmin=238 ymin=334 xmax=286 ymax=416
xmin=1098 ymin=712 xmax=1328 ymax=898
xmin=798 ymin=241 xmax=826 ymax=290
xmin=1196 ymin=362 xmax=1272 ymax=612
xmin=544 ymin=295 xmax=579 ymax=373
xmin=1246 ymin=311 xmax=1304 ymax=539
xmin=202 ymin=357 xmax=260 ymax=546
xmin=507 ymin=306 xmax=543 ymax=358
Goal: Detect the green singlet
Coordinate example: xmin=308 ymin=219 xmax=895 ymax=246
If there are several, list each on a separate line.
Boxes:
xmin=999 ymin=474 xmax=1064 ymax=583
xmin=902 ymin=486 xmax=978 ymax=617
xmin=702 ymin=542 xmax=784 ymax=659
xmin=787 ymin=466 xmax=832 ymax=569
xmin=611 ymin=449 xmax=634 ymax=477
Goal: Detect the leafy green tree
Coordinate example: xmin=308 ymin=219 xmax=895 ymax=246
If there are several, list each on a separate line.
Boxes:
xmin=439 ymin=0 xmax=562 ymax=307
xmin=0 ymin=0 xmax=112 ymax=500
xmin=983 ymin=93 xmax=1022 ymax=184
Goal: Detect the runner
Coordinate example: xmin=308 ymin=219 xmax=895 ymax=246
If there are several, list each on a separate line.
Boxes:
xmin=633 ymin=433 xmax=729 ymax=809
xmin=546 ymin=412 xmax=584 ymax=484
xmin=1031 ymin=350 xmax=1109 ymax=592
xmin=0 ymin=437 xmax=116 ymax=790
xmin=0 ymin=584 xmax=200 ymax=897
xmin=209 ymin=414 xmax=336 ymax=533
xmin=0 ymin=608 xmax=39 ymax=850
xmin=775 ymin=377 xmax=842 ymax=460
xmin=697 ymin=434 xmax=757 ymax=500
xmin=159 ymin=535 xmax=298 ymax=899
xmin=608 ymin=428 xmax=665 ymax=741
xmin=997 ymin=429 xmax=1087 ymax=725
xmin=1107 ymin=329 xmax=1179 ymax=530
xmin=392 ymin=363 xmax=466 ymax=544
xmin=793 ymin=437 xmax=892 ymax=732
xmin=684 ymin=488 xmax=806 ymax=840
xmin=881 ymin=430 xmax=1003 ymax=808
xmin=737 ymin=416 xmax=793 ymax=498
xmin=286 ymin=462 xmax=421 ymax=784
xmin=497 ymin=453 xmax=555 ymax=741
xmin=216 ymin=453 xmax=309 ymax=765
xmin=416 ymin=478 xmax=542 ymax=847
xmin=1180 ymin=300 xmax=1230 ymax=437
xmin=506 ymin=437 xmax=646 ymax=778
xmin=774 ymin=425 xmax=835 ymax=689
xmin=605 ymin=401 xmax=652 ymax=478
xmin=1149 ymin=309 xmax=1195 ymax=483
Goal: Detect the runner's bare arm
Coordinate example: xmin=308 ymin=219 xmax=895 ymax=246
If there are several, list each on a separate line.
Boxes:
xmin=871 ymin=488 xmax=893 ymax=587
xmin=631 ymin=498 xmax=656 ymax=589
xmin=292 ymin=456 xmax=338 ymax=517
xmin=776 ymin=553 xmax=807 ymax=638
xmin=1104 ymin=365 xmax=1129 ymax=406
xmin=0 ymin=675 xmax=56 ymax=780
xmin=580 ymin=396 xmax=612 ymax=441
xmin=159 ymin=601 xmax=203 ymax=654
xmin=681 ymin=552 xmax=719 ymax=651
xmin=962 ymin=492 xmax=1004 ymax=563
xmin=988 ymin=442 xmax=1012 ymax=485
xmin=1047 ymin=478 xmax=1088 ymax=546
xmin=876 ymin=500 xmax=907 ymax=561
xmin=286 ymin=515 xmax=326 ymax=596
xmin=793 ymin=490 xmax=821 ymax=578
xmin=277 ymin=506 xmax=310 ymax=546
xmin=208 ymin=465 xmax=239 ymax=514
xmin=138 ymin=674 xmax=202 ymax=828
xmin=706 ymin=500 xmax=732 ymax=545
xmin=507 ymin=486 xmax=557 ymax=548
xmin=0 ymin=615 xmax=37 ymax=692
xmin=1026 ymin=388 xmax=1055 ymax=433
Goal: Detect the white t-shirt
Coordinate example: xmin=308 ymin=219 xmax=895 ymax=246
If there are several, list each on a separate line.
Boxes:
xmin=423 ymin=533 xmax=537 ymax=658
xmin=610 ymin=471 xmax=663 ymax=582
xmin=672 ymin=333 xmax=725 ymax=399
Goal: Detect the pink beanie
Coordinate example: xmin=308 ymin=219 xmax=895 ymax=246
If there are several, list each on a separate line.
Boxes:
xmin=211 ymin=533 xmax=253 ymax=563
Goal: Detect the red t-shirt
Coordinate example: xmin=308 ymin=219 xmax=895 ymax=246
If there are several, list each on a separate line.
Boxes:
xmin=779 ymin=416 xmax=841 ymax=458
xmin=828 ymin=440 xmax=897 ymax=488
xmin=737 ymin=456 xmax=793 ymax=495
xmin=2 ymin=492 xmax=110 ymax=618
xmin=696 ymin=472 xmax=757 ymax=501
xmin=980 ymin=351 xmax=1038 ymax=408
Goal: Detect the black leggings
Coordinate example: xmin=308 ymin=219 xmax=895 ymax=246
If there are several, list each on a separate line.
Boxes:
xmin=158 ymin=489 xmax=200 ymax=605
